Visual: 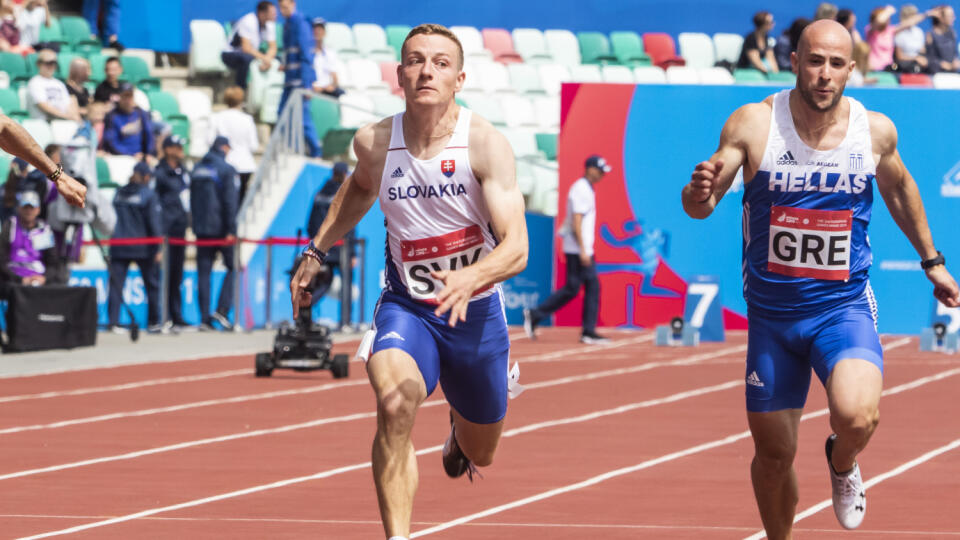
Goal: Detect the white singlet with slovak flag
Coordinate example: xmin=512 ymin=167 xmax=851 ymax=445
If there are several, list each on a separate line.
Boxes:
xmin=379 ymin=107 xmax=498 ymax=304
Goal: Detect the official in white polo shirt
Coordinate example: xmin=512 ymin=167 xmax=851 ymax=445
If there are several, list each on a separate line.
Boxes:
xmin=525 ymin=154 xmax=610 ymax=343
xmin=221 ymin=1 xmax=278 ymax=89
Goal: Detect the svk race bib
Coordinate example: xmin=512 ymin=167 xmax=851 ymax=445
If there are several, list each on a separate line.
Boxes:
xmin=400 ymin=225 xmax=490 ymax=303
xmin=767 ymin=206 xmax=852 ymax=280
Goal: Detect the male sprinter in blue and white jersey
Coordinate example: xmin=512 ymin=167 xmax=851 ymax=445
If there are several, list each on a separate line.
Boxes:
xmin=682 ymin=19 xmax=959 ymax=539
xmin=290 ymin=24 xmax=527 ymax=540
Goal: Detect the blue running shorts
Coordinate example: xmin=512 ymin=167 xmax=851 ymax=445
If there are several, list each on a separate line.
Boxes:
xmin=745 ymin=287 xmax=883 ymax=412
xmin=371 ymin=289 xmax=510 ymax=424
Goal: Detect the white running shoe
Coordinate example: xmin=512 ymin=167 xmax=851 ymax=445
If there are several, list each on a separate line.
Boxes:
xmin=826 ymin=434 xmax=866 ymax=529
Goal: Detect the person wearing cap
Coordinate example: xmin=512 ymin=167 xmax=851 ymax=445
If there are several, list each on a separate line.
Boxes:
xmin=208 ymin=86 xmax=259 ymax=202
xmin=0 ymin=190 xmax=63 ymax=296
xmin=524 ymin=154 xmax=611 ymax=344
xmin=154 ymin=134 xmax=191 ymax=329
xmin=305 ymin=161 xmax=353 ymax=299
xmin=221 ymin=1 xmax=278 ymax=89
xmin=27 ymin=49 xmax=81 ymax=122
xmin=108 ymin=161 xmax=163 ymax=333
xmin=190 ymin=136 xmax=240 ymax=331
xmin=311 ymin=17 xmax=344 ymax=98
xmin=277 ymin=0 xmax=320 ymax=157
xmin=102 ymin=81 xmax=154 ymax=159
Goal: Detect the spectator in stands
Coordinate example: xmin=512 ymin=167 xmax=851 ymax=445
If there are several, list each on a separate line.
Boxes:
xmin=836 ymin=9 xmax=863 ymax=45
xmin=208 ymin=86 xmax=258 ymax=203
xmin=738 ymin=11 xmax=780 ymax=74
xmin=93 ymin=56 xmax=123 ymax=106
xmin=0 ymin=190 xmax=63 ymax=297
xmin=16 ymin=0 xmax=49 ymax=50
xmin=305 ymin=161 xmax=353 ymax=300
xmin=190 ymin=136 xmax=239 ymax=331
xmin=82 ymin=0 xmax=123 ymax=51
xmin=221 ymin=1 xmax=277 ymax=89
xmin=894 ymin=4 xmax=930 ymax=73
xmin=27 ymin=49 xmax=81 ymax=122
xmin=66 ymin=57 xmax=92 ymax=119
xmin=0 ymin=4 xmax=33 ymax=55
xmin=102 ymin=82 xmax=154 ymax=160
xmin=153 ymin=134 xmax=190 ymax=329
xmin=814 ymin=2 xmax=839 ymax=21
xmin=108 ymin=161 xmax=162 ymax=333
xmin=774 ymin=17 xmax=810 ymax=71
xmin=927 ymin=5 xmax=959 ymax=73
xmin=849 ymin=40 xmax=878 ymax=86
xmin=866 ymin=5 xmax=930 ymax=71
xmin=277 ymin=0 xmax=320 ymax=157
xmin=310 ymin=17 xmax=344 ymax=98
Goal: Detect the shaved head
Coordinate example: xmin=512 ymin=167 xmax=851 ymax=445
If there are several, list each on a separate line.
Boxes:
xmin=791 ymin=18 xmax=855 ymax=112
xmin=797 ymin=19 xmax=853 ymax=61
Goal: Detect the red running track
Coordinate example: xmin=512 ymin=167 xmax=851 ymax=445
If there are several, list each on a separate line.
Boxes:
xmin=0 ymin=327 xmax=958 ymax=539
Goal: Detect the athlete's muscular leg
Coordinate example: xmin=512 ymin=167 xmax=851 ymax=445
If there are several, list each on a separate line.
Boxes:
xmin=747 ymin=408 xmax=803 ymax=540
xmin=451 ymin=408 xmax=504 ymax=467
xmin=367 ymin=349 xmax=428 ymax=539
xmin=826 ymin=358 xmax=882 ymax=472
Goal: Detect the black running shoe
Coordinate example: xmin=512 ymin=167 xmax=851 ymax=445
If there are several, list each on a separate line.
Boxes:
xmin=442 ymin=413 xmax=479 ymax=481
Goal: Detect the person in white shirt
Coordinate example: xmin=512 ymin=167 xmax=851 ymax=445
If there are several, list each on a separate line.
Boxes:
xmin=524 ymin=154 xmax=610 ymax=344
xmin=208 ymin=86 xmax=259 ymax=202
xmin=894 ymin=4 xmax=932 ymax=73
xmin=27 ymin=49 xmax=80 ymax=122
xmin=221 ymin=1 xmax=278 ymax=89
xmin=310 ymin=18 xmax=344 ymax=98
xmin=16 ymin=0 xmax=48 ymax=49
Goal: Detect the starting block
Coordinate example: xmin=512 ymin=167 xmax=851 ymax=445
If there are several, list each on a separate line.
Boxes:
xmin=920 ymin=323 xmax=959 ymax=353
xmin=655 ymin=317 xmax=700 ymax=347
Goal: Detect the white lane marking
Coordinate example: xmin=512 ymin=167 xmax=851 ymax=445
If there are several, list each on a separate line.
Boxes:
xmin=0 ymin=370 xmax=250 ymax=404
xmin=742 ymin=436 xmax=960 ymax=540
xmin=0 ymin=349 xmax=747 ymax=481
xmin=409 ymin=366 xmax=960 ymax=538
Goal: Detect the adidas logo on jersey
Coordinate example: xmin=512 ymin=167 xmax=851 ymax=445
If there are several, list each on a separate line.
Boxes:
xmin=391 ymin=167 xmax=405 ymax=178
xmin=746 ymin=371 xmax=765 ymax=387
xmin=378 ymin=331 xmax=405 ymax=342
xmin=777 ymin=150 xmax=798 ymax=166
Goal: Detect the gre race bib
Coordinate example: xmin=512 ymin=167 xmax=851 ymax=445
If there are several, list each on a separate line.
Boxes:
xmin=400 ymin=225 xmax=490 ymax=303
xmin=767 ymin=206 xmax=852 ymax=280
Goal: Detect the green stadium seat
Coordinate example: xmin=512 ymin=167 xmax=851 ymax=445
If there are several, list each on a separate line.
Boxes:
xmin=766 ymin=71 xmax=796 ymax=84
xmin=73 ymin=41 xmax=102 ymax=58
xmin=310 ymin=97 xmax=341 ymax=142
xmin=577 ymin=32 xmax=618 ymax=65
xmin=610 ymin=31 xmax=652 ymax=67
xmin=870 ymin=71 xmax=899 ymax=86
xmin=678 ymin=32 xmax=715 ymax=69
xmin=0 ymin=88 xmax=22 ymax=116
xmin=87 ymin=53 xmax=107 ymax=84
xmin=275 ymin=21 xmax=283 ymax=49
xmin=96 ymin=156 xmax=111 ymax=186
xmin=60 ymin=16 xmax=93 ymax=44
xmin=56 ymin=52 xmax=77 ymax=80
xmin=322 ymin=128 xmax=356 ymax=159
xmin=385 ymin=25 xmax=411 ymax=59
xmin=167 ymin=115 xmax=190 ymax=144
xmin=146 ymin=90 xmax=181 ymax=120
xmin=733 ymin=68 xmax=767 ymax=83
xmin=23 ymin=52 xmax=38 ymax=80
xmin=0 ymin=52 xmax=28 ymax=85
xmin=38 ymin=17 xmax=66 ymax=47
xmin=535 ymin=133 xmax=557 ymax=161
xmin=120 ymin=56 xmax=160 ymax=91
xmin=0 ymin=155 xmax=11 ymax=180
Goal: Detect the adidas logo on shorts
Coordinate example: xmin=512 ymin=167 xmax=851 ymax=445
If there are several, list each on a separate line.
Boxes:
xmin=746 ymin=370 xmax=765 ymax=387
xmin=378 ymin=331 xmax=405 ymax=342
xmin=391 ymin=167 xmax=405 ymax=178
xmin=777 ymin=150 xmax=798 ymax=166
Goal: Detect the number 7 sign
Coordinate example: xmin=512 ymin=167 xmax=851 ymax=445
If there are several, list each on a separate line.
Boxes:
xmin=683 ymin=275 xmax=725 ymax=342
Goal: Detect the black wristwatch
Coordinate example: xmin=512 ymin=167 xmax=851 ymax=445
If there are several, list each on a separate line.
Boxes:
xmin=921 ymin=251 xmax=945 ymax=270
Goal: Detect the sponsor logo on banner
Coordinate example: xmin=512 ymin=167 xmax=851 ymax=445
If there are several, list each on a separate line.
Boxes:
xmin=399 ymin=225 xmax=489 ymax=302
xmin=942 ymin=159 xmax=960 ymax=197
xmin=441 ymin=159 xmax=456 ymax=178
xmin=767 ymin=205 xmax=852 ymax=280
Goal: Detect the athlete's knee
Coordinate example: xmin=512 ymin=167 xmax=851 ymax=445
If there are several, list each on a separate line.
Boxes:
xmin=376 ymin=385 xmax=420 ymax=436
xmin=832 ymin=405 xmax=880 ymax=441
xmin=753 ymin=438 xmax=797 ymax=474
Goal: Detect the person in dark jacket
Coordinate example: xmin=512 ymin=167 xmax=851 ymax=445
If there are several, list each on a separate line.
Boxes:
xmin=0 ymin=191 xmax=64 ymax=298
xmin=102 ymin=82 xmax=154 ymax=159
xmin=277 ymin=0 xmax=320 ymax=157
xmin=153 ymin=134 xmax=190 ymax=329
xmin=305 ymin=161 xmax=353 ymax=300
xmin=190 ymin=136 xmax=239 ymax=331
xmin=108 ymin=161 xmax=163 ymax=333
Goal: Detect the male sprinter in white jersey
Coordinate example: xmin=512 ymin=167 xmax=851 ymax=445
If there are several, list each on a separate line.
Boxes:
xmin=681 ymin=19 xmax=959 ymax=539
xmin=290 ymin=24 xmax=527 ymax=540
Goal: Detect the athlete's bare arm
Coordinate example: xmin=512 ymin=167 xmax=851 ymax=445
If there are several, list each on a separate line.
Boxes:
xmin=0 ymin=114 xmax=85 ymax=207
xmin=289 ymin=119 xmax=389 ymax=314
xmin=871 ymin=111 xmax=960 ymax=307
xmin=682 ymin=99 xmax=771 ymax=219
xmin=432 ymin=116 xmax=529 ymax=326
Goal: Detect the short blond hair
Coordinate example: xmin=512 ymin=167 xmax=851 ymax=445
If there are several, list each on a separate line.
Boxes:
xmin=401 ymin=23 xmax=464 ymax=69
xmin=224 ymin=86 xmax=245 ymax=108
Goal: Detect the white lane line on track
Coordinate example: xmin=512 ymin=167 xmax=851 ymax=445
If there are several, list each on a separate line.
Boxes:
xmin=0 ymin=347 xmax=746 ymax=481
xmin=15 ymin=376 xmax=747 ymax=538
xmin=408 ymin=365 xmax=960 ymax=538
xmin=742 ymin=436 xmax=960 ymax=540
xmin=0 ymin=370 xmax=251 ymax=404
xmin=0 ymin=334 xmax=662 ymax=437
